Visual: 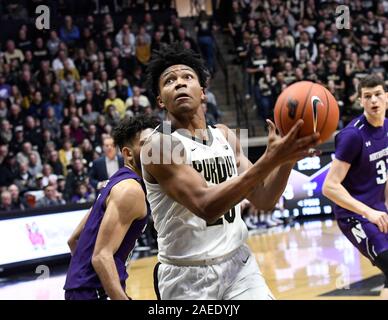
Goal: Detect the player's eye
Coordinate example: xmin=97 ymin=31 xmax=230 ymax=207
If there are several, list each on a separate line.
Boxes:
xmin=184 ymin=74 xmax=193 ymax=80
xmin=165 ymin=78 xmax=174 ymax=85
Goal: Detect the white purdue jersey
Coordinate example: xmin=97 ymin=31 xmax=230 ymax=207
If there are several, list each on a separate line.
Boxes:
xmin=142 ymin=124 xmax=248 ymax=264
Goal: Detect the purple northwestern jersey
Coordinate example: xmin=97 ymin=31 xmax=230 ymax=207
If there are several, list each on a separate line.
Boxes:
xmin=334 ymin=114 xmax=388 ymax=220
xmin=64 ymin=167 xmax=148 ymax=290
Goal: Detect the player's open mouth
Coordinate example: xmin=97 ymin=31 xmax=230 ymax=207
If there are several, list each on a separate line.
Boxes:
xmin=371 ymin=106 xmax=379 ymax=112
xmin=175 ymin=93 xmax=192 ymax=101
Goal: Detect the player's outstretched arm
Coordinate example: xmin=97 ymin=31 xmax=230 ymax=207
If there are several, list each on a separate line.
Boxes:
xmin=142 ymin=124 xmax=319 ymax=224
xmin=323 ymin=159 xmax=388 ymax=233
xmin=68 ymin=208 xmax=91 ymax=255
xmin=91 ymin=179 xmax=146 ymax=300
xmin=216 ymin=120 xmax=320 ymax=211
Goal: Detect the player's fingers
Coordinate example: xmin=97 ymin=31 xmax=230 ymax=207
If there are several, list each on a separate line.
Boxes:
xmin=285 ymin=119 xmax=304 ymax=141
xmin=383 ymin=216 xmax=388 ymax=234
xmin=266 ymin=119 xmax=277 ymax=137
xmin=295 ymin=133 xmax=321 ymax=150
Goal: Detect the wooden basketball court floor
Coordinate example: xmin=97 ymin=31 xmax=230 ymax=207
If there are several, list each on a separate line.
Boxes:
xmin=126 ymin=219 xmax=384 ymax=300
xmin=0 ymin=218 xmax=383 ymax=300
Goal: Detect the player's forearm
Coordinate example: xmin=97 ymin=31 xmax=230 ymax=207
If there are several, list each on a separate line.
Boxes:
xmin=198 ymin=155 xmax=276 ymax=223
xmin=92 ymin=254 xmax=129 ymax=300
xmin=323 ymin=182 xmax=373 ymax=218
xmin=247 ymin=162 xmax=294 ymax=210
xmin=68 ymin=209 xmax=91 ymax=254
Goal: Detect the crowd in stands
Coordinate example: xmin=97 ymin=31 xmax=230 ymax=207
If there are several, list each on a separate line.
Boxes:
xmin=220 ymin=0 xmax=388 ymax=126
xmin=0 ymin=0 xmax=387 ymax=217
xmin=0 ymin=0 xmax=222 ymax=212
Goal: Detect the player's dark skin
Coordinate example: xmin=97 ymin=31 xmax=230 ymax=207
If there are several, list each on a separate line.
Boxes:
xmin=142 ymin=64 xmax=321 ymax=224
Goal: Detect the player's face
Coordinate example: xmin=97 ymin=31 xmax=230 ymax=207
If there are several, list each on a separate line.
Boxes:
xmin=125 ymin=128 xmax=154 ymax=173
xmin=157 ymin=64 xmax=205 ymax=117
xmin=360 ymin=85 xmax=387 ymax=118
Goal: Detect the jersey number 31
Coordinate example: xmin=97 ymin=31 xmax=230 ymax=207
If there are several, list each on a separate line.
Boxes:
xmin=376 ymin=159 xmax=388 ymax=185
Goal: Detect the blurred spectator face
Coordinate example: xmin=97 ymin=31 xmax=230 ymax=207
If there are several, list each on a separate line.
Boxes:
xmin=25 ymin=116 xmax=36 ymax=129
xmin=0 ymin=144 xmax=8 ymax=158
xmin=372 ymin=55 xmax=380 ymax=65
xmin=276 ymin=72 xmax=284 ymax=82
xmin=88 ymin=124 xmax=97 ymax=135
xmin=29 ymin=153 xmax=38 ymax=166
xmin=19 ymin=28 xmax=27 ymax=40
xmin=381 ymin=37 xmax=388 ymax=47
xmin=361 ymin=36 xmax=369 ymax=46
xmin=50 ymin=30 xmax=58 ymax=40
xmin=285 ymin=62 xmax=292 ymax=72
xmin=82 ymin=139 xmax=92 ymax=151
xmin=295 ymin=68 xmax=303 ymax=78
xmin=329 ymin=61 xmax=338 ymax=72
xmin=11 ymin=103 xmax=21 ymax=115
xmin=22 ymin=142 xmax=32 ymax=155
xmin=177 ymin=28 xmax=186 ymax=40
xmin=71 ymin=117 xmax=80 ymax=129
xmin=262 ymin=26 xmax=271 ymax=38
xmin=36 ymin=38 xmax=44 ymax=48
xmin=65 ymin=16 xmax=73 ymax=29
xmin=111 ymin=57 xmax=119 ymax=69
xmin=103 ymin=137 xmax=116 ymax=159
xmin=6 ymin=40 xmax=15 ymax=53
xmin=42 ymin=164 xmax=52 ymax=176
xmin=264 ymin=66 xmax=272 ymax=76
xmin=145 ymin=13 xmax=152 ymax=23
xmin=1 ymin=119 xmax=11 ymax=131
xmin=63 ymin=139 xmax=72 ymax=150
xmin=62 ymin=124 xmax=71 ymax=137
xmin=1 ymin=191 xmax=12 ymax=208
xmin=33 ymin=91 xmax=42 ymax=104
xmin=122 ymin=24 xmax=129 ymax=34
xmin=301 ymin=32 xmax=309 ymax=42
xmin=85 ymin=103 xmax=93 ymax=113
xmin=324 ymin=31 xmax=333 ymax=42
xmin=72 ymin=147 xmax=83 ymax=159
xmin=46 ymin=107 xmax=55 ymax=118
xmin=44 ymin=185 xmax=56 ymax=200
xmin=42 ymin=129 xmax=52 ymax=141
xmin=49 ymin=150 xmax=59 ymax=162
xmin=108 ymin=89 xmax=117 ymax=100
xmin=73 ymin=159 xmax=84 ymax=172
xmin=133 ymin=86 xmax=141 ymax=97
xmin=58 ymin=50 xmax=67 ymax=61
xmin=253 ymin=45 xmax=262 ymax=56
xmin=19 ymin=161 xmax=29 ymax=174
xmin=8 ymin=184 xmax=19 ymax=201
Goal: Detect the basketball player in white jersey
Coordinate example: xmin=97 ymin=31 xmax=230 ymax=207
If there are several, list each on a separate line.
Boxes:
xmin=141 ymin=43 xmax=320 ymax=300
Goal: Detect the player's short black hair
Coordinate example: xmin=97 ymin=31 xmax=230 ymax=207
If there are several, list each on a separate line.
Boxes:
xmin=145 ymin=42 xmax=209 ymax=100
xmin=358 ymin=74 xmax=386 ymax=96
xmin=112 ymin=115 xmax=160 ymax=150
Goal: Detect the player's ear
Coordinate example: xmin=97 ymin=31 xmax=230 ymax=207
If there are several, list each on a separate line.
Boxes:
xmin=157 ymin=95 xmax=165 ymax=109
xmin=201 ymin=89 xmax=206 ymax=103
xmin=122 ymin=147 xmax=133 ymax=162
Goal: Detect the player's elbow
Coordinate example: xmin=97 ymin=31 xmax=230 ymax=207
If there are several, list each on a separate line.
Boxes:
xmin=91 ymin=252 xmax=110 ymax=270
xmin=322 ymin=180 xmax=335 ymax=199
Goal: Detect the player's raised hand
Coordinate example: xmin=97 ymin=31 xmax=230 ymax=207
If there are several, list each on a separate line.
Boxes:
xmin=365 ymin=209 xmax=388 ymax=234
xmin=264 ymin=119 xmax=321 ymax=166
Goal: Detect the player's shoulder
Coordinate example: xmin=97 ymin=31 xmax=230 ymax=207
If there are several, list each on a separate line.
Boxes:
xmin=141 ymin=121 xmax=186 ymax=165
xmin=338 ymin=116 xmax=366 ymax=136
xmin=111 ymin=179 xmax=145 ymax=205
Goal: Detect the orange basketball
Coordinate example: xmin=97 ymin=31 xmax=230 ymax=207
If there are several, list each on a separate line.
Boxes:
xmin=274 ymin=81 xmax=339 ymax=143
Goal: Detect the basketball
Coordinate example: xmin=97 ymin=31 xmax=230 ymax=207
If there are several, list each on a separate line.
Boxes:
xmin=274 ymin=81 xmax=340 ymax=143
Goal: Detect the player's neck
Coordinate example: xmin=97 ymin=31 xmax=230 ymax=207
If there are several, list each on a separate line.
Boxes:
xmin=168 ymin=110 xmax=208 ymax=137
xmin=125 ymin=163 xmax=141 ymax=177
xmin=364 ymin=112 xmax=385 ymax=127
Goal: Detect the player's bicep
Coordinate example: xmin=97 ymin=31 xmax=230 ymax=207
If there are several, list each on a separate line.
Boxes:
xmin=325 ymin=158 xmax=351 ymax=185
xmin=146 ymin=162 xmax=208 ymax=215
xmin=93 ymin=182 xmax=145 ymax=256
